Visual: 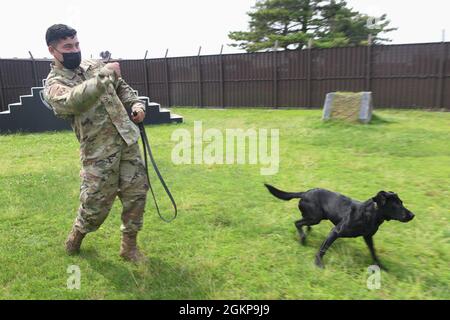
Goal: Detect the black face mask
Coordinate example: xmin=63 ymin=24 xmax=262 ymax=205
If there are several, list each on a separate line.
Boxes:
xmin=54 ymin=48 xmax=81 ymax=70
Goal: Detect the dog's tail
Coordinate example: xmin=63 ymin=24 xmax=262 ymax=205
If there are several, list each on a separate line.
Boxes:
xmin=264 ymin=184 xmax=305 ymax=201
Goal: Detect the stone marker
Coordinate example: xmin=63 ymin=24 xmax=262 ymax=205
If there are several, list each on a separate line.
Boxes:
xmin=322 ymin=91 xmax=373 ymax=124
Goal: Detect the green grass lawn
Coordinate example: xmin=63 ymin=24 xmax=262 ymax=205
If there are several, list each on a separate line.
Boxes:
xmin=0 ymin=108 xmax=449 ymax=300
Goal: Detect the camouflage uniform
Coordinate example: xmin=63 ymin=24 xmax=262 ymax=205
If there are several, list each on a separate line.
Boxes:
xmin=43 ymin=59 xmax=149 ymax=235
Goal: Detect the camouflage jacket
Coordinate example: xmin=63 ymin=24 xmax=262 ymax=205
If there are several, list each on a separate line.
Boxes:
xmin=43 ymin=59 xmax=145 ymax=160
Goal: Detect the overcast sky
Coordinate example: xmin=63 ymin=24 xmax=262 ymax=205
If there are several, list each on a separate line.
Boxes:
xmin=0 ymin=0 xmax=449 ymax=59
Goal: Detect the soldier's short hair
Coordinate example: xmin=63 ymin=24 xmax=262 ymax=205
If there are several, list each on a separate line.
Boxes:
xmin=46 ymin=24 xmax=77 ymax=46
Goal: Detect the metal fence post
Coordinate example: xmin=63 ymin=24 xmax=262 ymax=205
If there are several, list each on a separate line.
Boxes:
xmin=366 ymin=35 xmax=373 ymax=92
xmin=143 ymin=50 xmax=149 ymax=98
xmin=436 ymin=41 xmax=447 ymax=108
xmin=272 ymin=41 xmax=279 ymax=109
xmin=29 ymin=51 xmax=39 ymax=87
xmin=219 ymin=45 xmax=225 ymax=108
xmin=164 ymin=49 xmax=171 ymax=107
xmin=0 ymin=60 xmax=6 ymax=111
xmin=306 ymin=39 xmax=313 ymax=108
xmin=197 ymin=46 xmax=203 ymax=107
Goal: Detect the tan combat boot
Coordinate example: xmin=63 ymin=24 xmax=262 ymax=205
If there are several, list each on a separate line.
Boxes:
xmin=65 ymin=226 xmax=86 ymax=255
xmin=120 ymin=232 xmax=145 ymax=262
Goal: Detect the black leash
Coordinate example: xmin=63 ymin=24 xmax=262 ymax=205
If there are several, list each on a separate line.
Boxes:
xmin=133 ymin=112 xmax=178 ymax=223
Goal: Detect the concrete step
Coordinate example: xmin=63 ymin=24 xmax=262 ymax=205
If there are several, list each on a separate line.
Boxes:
xmin=32 ymin=87 xmax=44 ymax=96
xmin=0 ymin=113 xmax=13 ymax=133
xmin=170 ymin=113 xmax=183 ymax=123
xmin=20 ymin=95 xmax=44 ymax=107
xmin=148 ymin=102 xmax=161 ymax=108
xmin=138 ymin=96 xmax=150 ymax=104
xmin=19 ymin=95 xmax=34 ymax=104
xmin=147 ymin=105 xmax=163 ymax=114
xmin=144 ymin=110 xmax=171 ymax=124
xmin=7 ymin=103 xmax=22 ymax=113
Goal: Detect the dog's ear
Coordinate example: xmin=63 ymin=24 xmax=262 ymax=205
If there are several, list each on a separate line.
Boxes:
xmin=373 ymin=191 xmax=389 ymax=206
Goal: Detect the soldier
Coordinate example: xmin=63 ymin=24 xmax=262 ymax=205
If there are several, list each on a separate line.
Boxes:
xmin=43 ymin=24 xmax=149 ymax=262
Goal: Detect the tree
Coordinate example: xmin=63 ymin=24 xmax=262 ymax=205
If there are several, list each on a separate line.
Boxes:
xmin=228 ymin=0 xmax=396 ymax=52
xmin=314 ymin=0 xmax=395 ymax=48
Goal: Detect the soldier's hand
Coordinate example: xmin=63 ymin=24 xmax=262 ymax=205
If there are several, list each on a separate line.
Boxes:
xmin=105 ymin=62 xmax=122 ymax=79
xmin=132 ymin=109 xmax=145 ymax=123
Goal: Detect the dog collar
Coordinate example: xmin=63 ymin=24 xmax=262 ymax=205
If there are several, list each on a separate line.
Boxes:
xmin=373 ymin=202 xmax=378 ymax=210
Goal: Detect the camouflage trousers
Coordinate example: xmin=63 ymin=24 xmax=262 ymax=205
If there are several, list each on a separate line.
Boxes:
xmin=74 ymin=139 xmax=149 ymax=234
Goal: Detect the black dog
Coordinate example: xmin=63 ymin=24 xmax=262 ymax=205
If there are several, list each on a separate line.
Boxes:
xmin=265 ymin=184 xmax=415 ymax=270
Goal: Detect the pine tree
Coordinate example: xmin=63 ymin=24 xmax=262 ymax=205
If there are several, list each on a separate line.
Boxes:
xmin=228 ymin=0 xmax=396 ymax=52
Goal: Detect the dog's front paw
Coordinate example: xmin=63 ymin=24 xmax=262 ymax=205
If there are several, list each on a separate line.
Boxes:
xmin=315 ymin=256 xmax=325 ymax=269
xmin=300 ymin=236 xmax=307 ymax=246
